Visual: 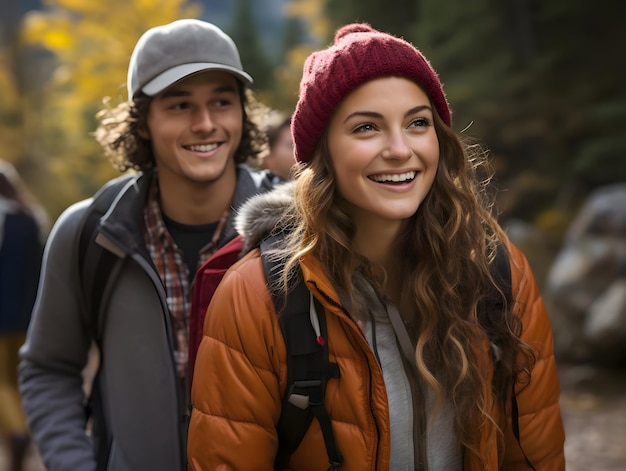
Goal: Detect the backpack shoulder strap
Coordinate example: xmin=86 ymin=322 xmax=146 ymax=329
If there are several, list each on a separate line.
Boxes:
xmin=490 ymin=242 xmax=536 ymax=471
xmin=482 ymin=242 xmax=513 ymax=350
xmin=78 ymin=176 xmax=132 ymax=471
xmin=259 ymin=237 xmax=342 ymax=471
xmin=493 ymin=242 xmax=512 ymax=303
xmin=78 ymin=176 xmax=131 ymax=341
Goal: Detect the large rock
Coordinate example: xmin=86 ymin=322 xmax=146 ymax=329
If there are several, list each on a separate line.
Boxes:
xmin=544 ymin=184 xmax=626 ymax=365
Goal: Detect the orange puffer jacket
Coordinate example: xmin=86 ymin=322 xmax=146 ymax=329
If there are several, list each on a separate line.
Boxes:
xmin=188 ymin=242 xmax=565 ymax=470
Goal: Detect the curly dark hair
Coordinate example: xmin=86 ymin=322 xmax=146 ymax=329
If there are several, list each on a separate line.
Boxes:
xmin=94 ymin=82 xmax=268 ymax=173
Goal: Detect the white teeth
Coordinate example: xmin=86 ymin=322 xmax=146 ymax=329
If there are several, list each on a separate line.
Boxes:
xmin=370 ymin=171 xmax=416 ymax=183
xmin=186 ymin=144 xmax=218 ymax=152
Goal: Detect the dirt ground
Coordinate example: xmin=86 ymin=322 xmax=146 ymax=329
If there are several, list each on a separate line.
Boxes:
xmin=2 ymin=362 xmax=625 ymax=470
xmin=558 ymin=362 xmax=626 ymax=471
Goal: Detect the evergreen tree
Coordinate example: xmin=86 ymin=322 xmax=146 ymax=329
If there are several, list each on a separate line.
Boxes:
xmin=227 ymin=0 xmax=274 ymax=91
xmin=325 ymin=0 xmax=418 ymax=41
xmin=280 ymin=15 xmax=308 ymax=64
xmin=533 ymin=0 xmax=626 ymax=188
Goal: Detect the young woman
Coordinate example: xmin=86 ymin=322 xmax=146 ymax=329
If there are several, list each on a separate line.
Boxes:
xmin=188 ymin=23 xmax=565 ymax=470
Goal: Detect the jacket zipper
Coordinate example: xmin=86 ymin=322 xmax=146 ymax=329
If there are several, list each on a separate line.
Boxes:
xmin=131 ymin=252 xmax=187 ymax=471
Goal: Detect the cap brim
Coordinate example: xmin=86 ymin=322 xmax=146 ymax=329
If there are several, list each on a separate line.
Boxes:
xmin=142 ymin=63 xmax=253 ymax=96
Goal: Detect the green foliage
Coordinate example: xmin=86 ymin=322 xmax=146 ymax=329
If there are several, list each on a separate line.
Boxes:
xmin=281 ymin=15 xmax=308 ymax=52
xmin=227 ymin=0 xmax=275 ymax=91
xmin=325 ymin=0 xmax=418 ymax=41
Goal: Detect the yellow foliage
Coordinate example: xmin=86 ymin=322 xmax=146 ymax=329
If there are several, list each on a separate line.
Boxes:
xmin=21 ymin=12 xmax=52 ymax=44
xmin=43 ymin=28 xmax=74 ymax=49
xmin=22 ymin=1 xmax=201 ymax=107
xmin=0 ymin=48 xmax=24 ymax=165
xmin=0 ymin=51 xmax=19 ymax=112
xmin=286 ymin=0 xmax=321 ymax=18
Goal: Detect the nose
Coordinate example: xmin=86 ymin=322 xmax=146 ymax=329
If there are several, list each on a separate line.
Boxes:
xmin=190 ymin=107 xmax=215 ymax=133
xmin=383 ymin=130 xmax=412 ymax=160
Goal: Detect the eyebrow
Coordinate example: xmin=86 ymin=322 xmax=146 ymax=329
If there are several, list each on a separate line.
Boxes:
xmin=343 ymin=105 xmax=433 ymax=123
xmin=158 ymin=84 xmax=238 ymax=99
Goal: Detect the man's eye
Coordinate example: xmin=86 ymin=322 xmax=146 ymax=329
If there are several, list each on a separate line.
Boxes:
xmin=213 ymin=99 xmax=232 ymax=107
xmin=170 ymin=102 xmax=189 ymax=110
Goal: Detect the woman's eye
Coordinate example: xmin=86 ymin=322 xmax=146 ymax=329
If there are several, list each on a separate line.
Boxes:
xmin=354 ymin=123 xmax=376 ymax=133
xmin=171 ymin=102 xmax=189 ymax=110
xmin=409 ymin=117 xmax=430 ymax=128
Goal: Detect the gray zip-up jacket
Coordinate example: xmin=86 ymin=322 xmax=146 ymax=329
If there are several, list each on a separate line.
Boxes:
xmin=19 ymin=167 xmax=270 ymax=471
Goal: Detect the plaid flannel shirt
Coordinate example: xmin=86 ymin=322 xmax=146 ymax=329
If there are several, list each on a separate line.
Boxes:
xmin=143 ymin=181 xmax=229 ymax=380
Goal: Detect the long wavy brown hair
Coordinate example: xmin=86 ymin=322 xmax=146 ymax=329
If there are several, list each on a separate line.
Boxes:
xmin=279 ymin=106 xmax=535 ymax=460
xmin=93 ymin=83 xmax=268 ymax=173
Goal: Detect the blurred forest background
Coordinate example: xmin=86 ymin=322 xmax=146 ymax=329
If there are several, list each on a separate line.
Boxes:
xmin=0 ymin=0 xmax=625 ymax=253
xmin=1 ymin=2 xmax=625 ymax=469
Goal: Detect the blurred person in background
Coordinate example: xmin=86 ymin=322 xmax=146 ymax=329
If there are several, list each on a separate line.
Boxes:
xmin=0 ymin=159 xmax=46 ymax=471
xmin=18 ymin=19 xmax=271 ymax=471
xmin=260 ymin=112 xmax=296 ymax=184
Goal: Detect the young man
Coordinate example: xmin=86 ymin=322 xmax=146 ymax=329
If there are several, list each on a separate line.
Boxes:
xmin=18 ymin=19 xmax=271 ymax=471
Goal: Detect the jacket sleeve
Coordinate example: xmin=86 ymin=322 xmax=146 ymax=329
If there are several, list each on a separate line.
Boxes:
xmin=18 ymin=200 xmax=98 ymax=471
xmin=503 ymin=242 xmax=565 ymax=470
xmin=188 ymin=253 xmax=287 ymax=471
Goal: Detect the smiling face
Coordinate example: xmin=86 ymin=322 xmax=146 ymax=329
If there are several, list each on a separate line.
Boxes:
xmin=142 ymin=70 xmax=243 ymax=192
xmin=327 ymin=76 xmax=440 ymax=236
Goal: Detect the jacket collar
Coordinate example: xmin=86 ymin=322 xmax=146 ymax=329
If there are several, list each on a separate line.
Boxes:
xmin=98 ymin=165 xmax=271 ymax=257
xmin=234 ymin=180 xmax=296 ymax=253
xmin=233 ymin=181 xmax=351 ymax=312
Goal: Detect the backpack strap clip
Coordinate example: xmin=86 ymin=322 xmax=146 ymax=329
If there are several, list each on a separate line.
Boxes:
xmin=287 ymin=379 xmax=323 ymax=410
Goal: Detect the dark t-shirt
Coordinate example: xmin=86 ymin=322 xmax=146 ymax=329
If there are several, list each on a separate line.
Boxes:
xmin=162 ymin=214 xmax=218 ymax=284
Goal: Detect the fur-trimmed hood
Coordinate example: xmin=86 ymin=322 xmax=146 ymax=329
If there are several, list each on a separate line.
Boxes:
xmin=234 ymin=181 xmax=296 ymax=253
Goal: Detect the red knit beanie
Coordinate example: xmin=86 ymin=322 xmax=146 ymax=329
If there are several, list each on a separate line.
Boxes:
xmin=292 ymin=23 xmax=451 ymax=163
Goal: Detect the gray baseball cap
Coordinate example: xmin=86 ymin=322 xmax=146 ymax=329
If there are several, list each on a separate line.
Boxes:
xmin=127 ymin=19 xmax=253 ymax=99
